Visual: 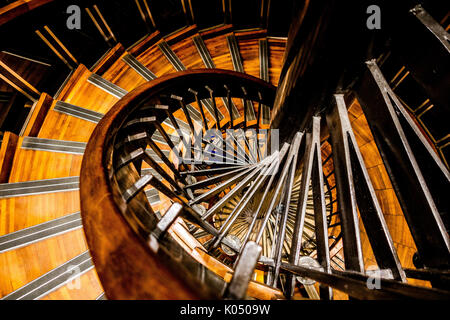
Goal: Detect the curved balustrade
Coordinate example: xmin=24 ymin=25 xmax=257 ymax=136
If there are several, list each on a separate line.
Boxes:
xmin=81 ymin=64 xmax=450 ymax=300
xmin=80 ymin=69 xmax=346 ymax=299
xmin=1 ymin=0 xmax=449 ymax=302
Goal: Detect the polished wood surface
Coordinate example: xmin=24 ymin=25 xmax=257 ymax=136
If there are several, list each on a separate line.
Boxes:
xmin=21 ymin=93 xmax=53 ymax=137
xmin=348 ymin=98 xmax=430 ymax=288
xmin=0 ymin=131 xmax=18 ymax=183
xmin=0 ymin=191 xmax=80 ymax=235
xmin=40 ymin=269 xmax=103 ymax=300
xmin=0 ymin=0 xmax=54 ymax=27
xmin=92 ymin=44 xmax=125 ymax=76
xmin=0 ymin=24 xmax=286 ymax=300
xmin=9 ymin=145 xmax=82 ymax=182
xmin=0 ymin=228 xmax=87 ymax=297
xmin=267 ymin=38 xmax=286 ymax=86
xmin=80 ymin=69 xmax=277 ymax=299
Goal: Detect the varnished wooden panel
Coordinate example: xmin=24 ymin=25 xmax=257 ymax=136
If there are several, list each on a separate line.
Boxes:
xmin=58 ymin=71 xmax=119 ymax=114
xmin=102 ymin=54 xmax=147 ymax=92
xmin=138 ymin=43 xmax=177 ymax=77
xmin=0 ymin=229 xmax=87 ymax=298
xmin=268 ymin=39 xmax=286 ymax=86
xmin=8 ymin=144 xmax=82 ymax=182
xmin=203 ymin=33 xmax=234 ymax=71
xmin=0 ymin=191 xmax=80 ymax=235
xmin=0 ymin=132 xmax=18 ymax=183
xmin=21 ymin=93 xmax=53 ymax=137
xmin=171 ymin=36 xmax=205 ymax=70
xmin=237 ymin=38 xmax=260 ymax=79
xmin=38 ymin=108 xmax=98 ymax=142
xmin=40 ymin=269 xmax=103 ymax=300
xmin=348 ymin=99 xmax=429 ymax=287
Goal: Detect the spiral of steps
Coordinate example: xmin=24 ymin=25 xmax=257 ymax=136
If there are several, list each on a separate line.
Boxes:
xmin=0 ymin=0 xmax=290 ymax=300
xmin=0 ymin=0 xmax=449 ymax=300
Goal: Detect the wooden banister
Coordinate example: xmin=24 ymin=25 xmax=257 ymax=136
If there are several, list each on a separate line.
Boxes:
xmin=80 ymin=69 xmax=276 ymax=299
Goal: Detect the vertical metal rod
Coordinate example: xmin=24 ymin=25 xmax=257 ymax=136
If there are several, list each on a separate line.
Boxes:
xmin=143 ymin=150 xmax=183 ymax=194
xmin=189 ymin=88 xmax=209 ymax=132
xmin=164 ymin=109 xmax=190 ymax=151
xmin=287 ymin=116 xmax=333 ymax=299
xmin=356 ymin=60 xmax=450 ymax=271
xmin=269 ymin=132 xmax=302 ymax=286
xmin=224 ymin=84 xmax=234 ymax=128
xmin=203 ymin=160 xmax=269 ymax=221
xmin=255 ymin=133 xmax=304 ymax=243
xmin=332 ymin=94 xmax=406 ymax=282
xmin=147 ymin=137 xmax=187 ymax=184
xmin=326 ymin=102 xmax=365 ymax=273
xmin=242 ymin=86 xmax=248 ymax=132
xmin=240 ymin=143 xmax=290 ymax=252
xmin=150 ymin=120 xmax=188 ymax=172
xmin=205 ymin=86 xmax=221 ymax=131
xmin=176 ymin=96 xmax=195 ymax=134
xmin=212 ymin=154 xmax=276 ymax=247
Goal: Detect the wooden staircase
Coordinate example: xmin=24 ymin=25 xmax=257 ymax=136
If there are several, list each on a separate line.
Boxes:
xmin=0 ymin=21 xmax=287 ymax=300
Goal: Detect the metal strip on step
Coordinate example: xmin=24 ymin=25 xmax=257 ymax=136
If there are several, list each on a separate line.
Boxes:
xmin=1 ymin=251 xmax=93 ymax=300
xmin=227 ymin=34 xmax=244 ymax=73
xmin=145 ymin=148 xmax=170 ymax=164
xmin=54 ymin=101 xmax=104 ymax=123
xmin=158 ymin=41 xmax=186 ymax=72
xmin=0 ymin=177 xmax=79 ymax=198
xmin=145 ymin=188 xmax=161 ymax=205
xmin=87 ymin=73 xmax=128 ymax=99
xmin=96 ymin=292 xmax=107 ymax=300
xmin=0 ymin=212 xmax=82 ymax=253
xmin=141 ymin=168 xmax=162 ymax=180
xmin=122 ymin=54 xmax=157 ymax=81
xmin=21 ymin=137 xmax=86 ymax=155
xmin=193 ymin=35 xmax=215 ymax=69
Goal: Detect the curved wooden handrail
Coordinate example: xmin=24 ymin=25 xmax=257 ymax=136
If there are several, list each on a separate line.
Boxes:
xmin=80 ymin=69 xmax=276 ymax=299
xmin=0 ymin=0 xmax=54 ymax=27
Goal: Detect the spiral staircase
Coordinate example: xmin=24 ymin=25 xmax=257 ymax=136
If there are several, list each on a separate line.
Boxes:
xmin=0 ymin=0 xmax=449 ymax=300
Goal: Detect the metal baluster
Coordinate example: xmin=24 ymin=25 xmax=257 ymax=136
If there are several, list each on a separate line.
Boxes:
xmin=147 ymin=136 xmax=187 ymax=185
xmin=223 ymin=84 xmax=234 ymax=128
xmin=189 ymin=88 xmax=209 ymax=132
xmin=356 ymin=60 xmax=450 ymax=273
xmin=331 ymin=95 xmax=407 ymax=282
xmin=205 ymin=86 xmax=221 ymax=131
xmin=240 ymin=143 xmax=290 ymax=252
xmin=255 ymin=133 xmax=304 ymax=245
xmin=210 ymin=154 xmax=277 ymax=248
xmin=268 ymin=132 xmax=303 ymax=287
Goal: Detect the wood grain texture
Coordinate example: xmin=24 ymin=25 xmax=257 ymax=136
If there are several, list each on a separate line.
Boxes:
xmin=0 ymin=191 xmax=80 ymax=235
xmin=0 ymin=131 xmax=18 ymax=183
xmin=0 ymin=0 xmax=54 ymax=27
xmin=92 ymin=43 xmax=125 ymax=76
xmin=8 ymin=145 xmax=82 ymax=182
xmin=238 ymin=38 xmax=260 ymax=79
xmin=0 ymin=27 xmax=286 ymax=300
xmin=348 ymin=98 xmax=429 ymax=287
xmin=40 ymin=269 xmax=104 ymax=300
xmin=21 ymin=93 xmax=53 ymax=137
xmin=0 ymin=228 xmax=87 ymax=298
xmin=268 ymin=38 xmax=286 ymax=86
xmin=102 ymin=54 xmax=147 ymax=92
